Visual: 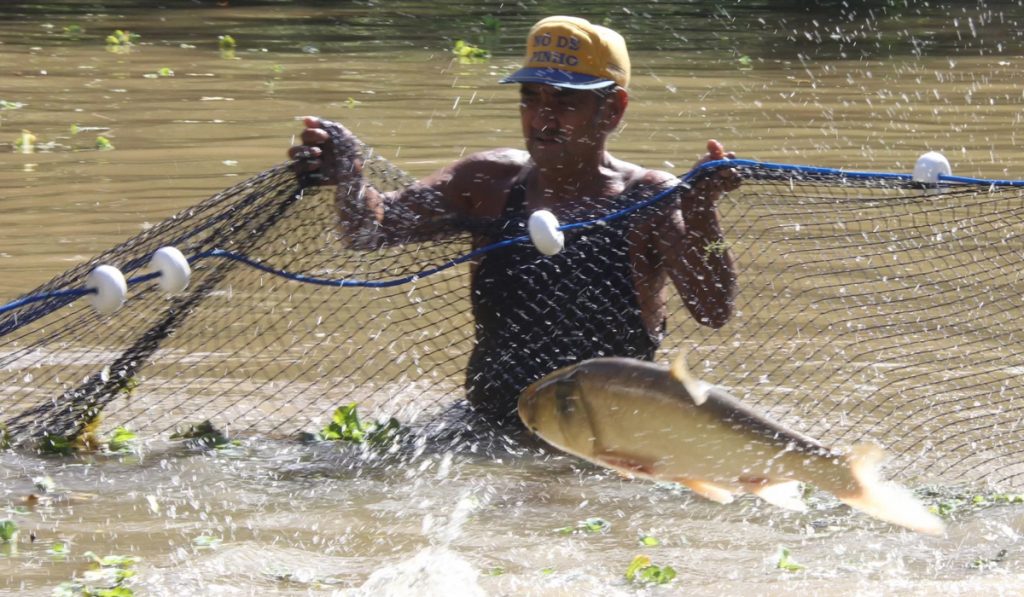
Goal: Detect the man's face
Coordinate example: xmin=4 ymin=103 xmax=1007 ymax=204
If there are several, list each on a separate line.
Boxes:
xmin=519 ymin=83 xmax=620 ymax=163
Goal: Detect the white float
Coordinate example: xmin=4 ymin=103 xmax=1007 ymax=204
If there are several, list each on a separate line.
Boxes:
xmin=912 ymin=151 xmax=951 ymax=184
xmin=149 ymin=246 xmax=192 ymax=293
xmin=86 ymin=265 xmax=128 ymax=315
xmin=528 ymin=210 xmax=565 ymax=256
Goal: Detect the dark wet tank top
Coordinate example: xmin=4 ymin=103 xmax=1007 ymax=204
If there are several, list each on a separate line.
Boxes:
xmin=465 ymin=181 xmax=663 ymax=424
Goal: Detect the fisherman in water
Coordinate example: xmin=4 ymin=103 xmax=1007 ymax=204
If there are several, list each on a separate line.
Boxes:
xmin=289 ymin=16 xmax=741 ymax=426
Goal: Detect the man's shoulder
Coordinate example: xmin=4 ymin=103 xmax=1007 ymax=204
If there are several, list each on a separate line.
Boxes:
xmin=454 ymin=148 xmax=529 ymax=174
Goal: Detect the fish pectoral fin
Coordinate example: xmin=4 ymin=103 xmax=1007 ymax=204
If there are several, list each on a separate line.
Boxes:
xmin=677 ymin=479 xmax=738 ymax=504
xmin=596 ymin=453 xmax=656 ymax=478
xmin=744 ymin=479 xmax=807 ymax=512
xmin=669 ymin=352 xmax=711 ymax=406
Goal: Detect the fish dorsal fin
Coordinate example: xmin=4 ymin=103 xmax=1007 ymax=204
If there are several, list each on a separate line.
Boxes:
xmin=670 ymin=352 xmax=712 ymax=406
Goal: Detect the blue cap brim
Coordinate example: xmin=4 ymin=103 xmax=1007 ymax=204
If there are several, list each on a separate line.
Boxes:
xmin=499 ymin=67 xmax=616 ymax=90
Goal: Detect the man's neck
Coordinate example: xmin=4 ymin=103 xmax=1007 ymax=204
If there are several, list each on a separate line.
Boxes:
xmin=529 ymin=151 xmax=620 ymax=206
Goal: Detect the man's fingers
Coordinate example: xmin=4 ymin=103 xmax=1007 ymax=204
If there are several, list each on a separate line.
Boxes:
xmin=300 ymin=128 xmax=330 ymax=145
xmin=288 ymin=146 xmax=322 ymax=160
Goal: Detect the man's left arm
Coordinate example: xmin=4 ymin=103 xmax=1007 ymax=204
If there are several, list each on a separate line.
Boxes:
xmin=649 ymin=141 xmax=740 ymax=328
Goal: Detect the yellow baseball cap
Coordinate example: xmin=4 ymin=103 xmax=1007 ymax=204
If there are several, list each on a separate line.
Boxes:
xmin=500 ymin=16 xmax=630 ymax=90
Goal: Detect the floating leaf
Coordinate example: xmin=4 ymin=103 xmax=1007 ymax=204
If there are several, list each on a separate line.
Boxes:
xmin=107 ymin=427 xmax=137 ymax=453
xmin=639 ymin=534 xmax=660 ymax=546
xmin=453 ymin=40 xmax=489 ymax=63
xmin=218 ymin=35 xmax=236 ymax=50
xmin=482 ymin=16 xmax=501 ymax=32
xmin=555 ymin=517 xmax=610 ymax=535
xmin=14 ymin=130 xmax=36 ymax=153
xmin=626 ymin=554 xmax=676 ymax=585
xmin=318 ymin=404 xmax=402 ymax=446
xmin=776 ymin=546 xmax=804 ymax=572
xmin=737 ymin=55 xmax=754 ymax=70
xmin=0 ymin=520 xmax=17 ymax=543
xmin=95 ymin=136 xmax=115 ymax=151
xmin=105 ymin=30 xmax=139 ymax=47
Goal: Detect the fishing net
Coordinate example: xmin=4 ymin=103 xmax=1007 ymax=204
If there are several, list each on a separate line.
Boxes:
xmin=2 ymin=150 xmax=1024 ymax=489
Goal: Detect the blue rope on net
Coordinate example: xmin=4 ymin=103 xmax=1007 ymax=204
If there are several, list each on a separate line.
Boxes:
xmin=2 ymin=158 xmax=1018 ymax=326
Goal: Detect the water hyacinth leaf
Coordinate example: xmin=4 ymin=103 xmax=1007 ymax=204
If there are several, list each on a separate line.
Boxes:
xmin=14 ymin=130 xmax=36 ymax=153
xmin=105 ymin=30 xmax=138 ymax=46
xmin=776 ymin=546 xmax=804 ymax=572
xmin=555 ymin=517 xmax=610 ymax=535
xmin=625 ymin=554 xmax=676 ymax=585
xmin=0 ymin=520 xmax=17 ymax=543
xmin=107 ymin=427 xmax=137 ymax=452
xmin=482 ymin=16 xmax=501 ymax=31
xmin=452 ymin=40 xmax=489 ymax=63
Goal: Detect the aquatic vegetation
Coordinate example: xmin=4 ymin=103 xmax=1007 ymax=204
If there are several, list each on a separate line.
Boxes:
xmin=170 ymin=420 xmax=236 ymax=449
xmin=481 ymin=16 xmax=501 ymax=32
xmin=921 ymin=487 xmax=1024 ymax=519
xmin=219 ymin=35 xmax=237 ymax=59
xmin=13 ymin=129 xmax=36 ymax=153
xmin=106 ymin=427 xmax=137 ymax=453
xmin=54 ymin=551 xmax=139 ymax=596
xmin=0 ymin=423 xmax=10 ymax=450
xmin=62 ymin=24 xmax=84 ymax=39
xmin=554 ymin=517 xmax=610 ymax=535
xmin=638 ymin=533 xmax=660 ymax=546
xmin=968 ymin=549 xmax=1008 ymax=570
xmin=105 ymin=29 xmax=139 ymax=54
xmin=452 ymin=40 xmax=489 ymax=63
xmin=775 ymin=546 xmax=804 ymax=572
xmin=0 ymin=100 xmax=25 ymax=110
xmin=737 ymin=55 xmax=754 ymax=70
xmin=105 ymin=30 xmax=138 ymax=47
xmin=0 ymin=519 xmax=18 ymax=543
xmin=95 ymin=136 xmax=115 ymax=151
xmin=38 ymin=434 xmax=74 ymax=455
xmin=318 ymin=404 xmax=401 ymax=446
xmin=625 ymin=555 xmax=676 ymax=585
xmin=143 ymin=68 xmax=174 ymax=79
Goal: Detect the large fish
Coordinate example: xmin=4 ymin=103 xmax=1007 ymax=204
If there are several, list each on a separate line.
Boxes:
xmin=518 ymin=353 xmax=944 ymax=535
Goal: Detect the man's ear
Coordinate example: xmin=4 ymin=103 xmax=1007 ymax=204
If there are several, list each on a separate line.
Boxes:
xmin=605 ymin=87 xmax=628 ymax=130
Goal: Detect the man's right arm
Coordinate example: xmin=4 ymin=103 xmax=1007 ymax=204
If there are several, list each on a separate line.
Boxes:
xmin=289 ymin=117 xmax=524 ymax=248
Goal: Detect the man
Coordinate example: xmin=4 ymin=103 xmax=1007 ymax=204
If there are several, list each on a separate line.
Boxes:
xmin=289 ymin=16 xmax=739 ymax=425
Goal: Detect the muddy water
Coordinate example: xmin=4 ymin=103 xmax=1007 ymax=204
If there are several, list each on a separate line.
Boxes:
xmin=3 ymin=1 xmax=1024 ymax=595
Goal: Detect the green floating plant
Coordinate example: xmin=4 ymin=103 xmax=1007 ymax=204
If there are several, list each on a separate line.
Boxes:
xmin=0 ymin=519 xmax=18 ymax=543
xmin=776 ymin=546 xmax=804 ymax=572
xmin=107 ymin=427 xmax=137 ymax=453
xmin=318 ymin=404 xmax=401 ymax=446
xmin=555 ymin=517 xmax=610 ymax=535
xmin=625 ymin=555 xmax=676 ymax=585
xmin=453 ymin=40 xmax=489 ymax=63
xmin=95 ymin=136 xmax=115 ymax=151
xmin=170 ymin=420 xmax=236 ymax=449
xmin=105 ymin=29 xmax=139 ymax=47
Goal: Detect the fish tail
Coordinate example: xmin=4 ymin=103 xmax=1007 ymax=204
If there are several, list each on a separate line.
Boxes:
xmin=833 ymin=444 xmax=945 ymax=536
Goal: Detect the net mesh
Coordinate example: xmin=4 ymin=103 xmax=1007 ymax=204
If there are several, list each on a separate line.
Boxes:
xmin=3 ymin=157 xmax=1024 ymax=489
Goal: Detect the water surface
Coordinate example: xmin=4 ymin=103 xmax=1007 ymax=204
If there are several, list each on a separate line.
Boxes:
xmin=3 ymin=1 xmax=1024 ymax=594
